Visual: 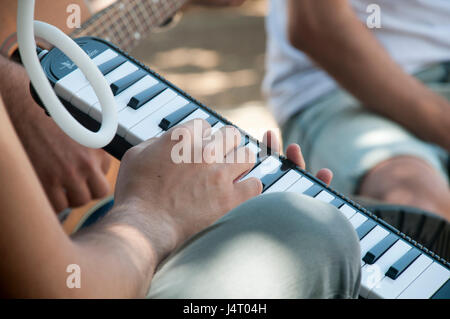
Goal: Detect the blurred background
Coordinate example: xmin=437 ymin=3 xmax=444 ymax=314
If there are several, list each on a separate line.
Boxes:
xmin=130 ymin=0 xmax=280 ymax=142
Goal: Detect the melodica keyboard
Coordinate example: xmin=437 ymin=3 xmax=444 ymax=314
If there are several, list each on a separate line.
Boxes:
xmin=32 ymin=37 xmax=450 ymax=299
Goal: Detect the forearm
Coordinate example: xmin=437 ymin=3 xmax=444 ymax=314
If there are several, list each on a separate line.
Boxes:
xmin=70 ymin=201 xmax=178 ymax=298
xmin=287 ymin=0 xmax=450 ymax=147
xmin=0 ymin=98 xmax=167 ymax=297
xmin=0 ymin=55 xmax=47 ymax=138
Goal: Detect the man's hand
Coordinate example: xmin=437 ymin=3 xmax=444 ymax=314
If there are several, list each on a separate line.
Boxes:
xmin=263 ymin=130 xmax=333 ymax=185
xmin=17 ymin=111 xmax=111 ymax=212
xmin=113 ymin=120 xmax=261 ymax=260
xmin=0 ymin=56 xmax=111 ymax=213
xmin=113 ymin=122 xmax=333 ymax=261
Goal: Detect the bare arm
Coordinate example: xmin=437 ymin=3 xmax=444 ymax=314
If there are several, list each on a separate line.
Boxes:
xmin=287 ymin=0 xmax=450 ymax=151
xmin=0 ymin=96 xmax=165 ymax=297
xmin=0 ymin=54 xmax=112 ymax=213
xmin=0 ymin=96 xmax=266 ymax=297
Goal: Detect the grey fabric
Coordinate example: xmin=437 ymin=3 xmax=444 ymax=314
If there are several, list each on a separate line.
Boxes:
xmin=282 ymin=63 xmax=450 ymax=197
xmin=147 ymin=192 xmax=361 ymax=299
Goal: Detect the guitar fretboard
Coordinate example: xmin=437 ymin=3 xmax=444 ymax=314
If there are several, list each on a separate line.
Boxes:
xmin=71 ymin=0 xmax=188 ymax=51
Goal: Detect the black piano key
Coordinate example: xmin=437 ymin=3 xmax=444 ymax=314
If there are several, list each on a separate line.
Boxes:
xmin=110 ymin=69 xmax=147 ymax=96
xmin=128 ymin=83 xmax=167 ymax=109
xmin=431 ymin=279 xmax=450 ymax=299
xmin=241 ymin=135 xmax=250 ymax=147
xmin=261 ymin=166 xmax=289 ymax=192
xmin=386 ymin=248 xmax=421 ymax=279
xmin=330 ymin=198 xmax=345 ymax=208
xmin=356 ymin=219 xmax=377 ymax=240
xmin=303 ymin=184 xmax=323 ymax=197
xmin=256 ymin=145 xmax=270 ymax=166
xmin=206 ymin=116 xmax=219 ymax=127
xmin=159 ymin=103 xmax=198 ymax=131
xmin=363 ymin=233 xmax=399 ymax=264
xmin=98 ymin=55 xmax=127 ymax=75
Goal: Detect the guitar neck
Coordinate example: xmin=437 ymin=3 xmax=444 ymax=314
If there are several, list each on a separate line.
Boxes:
xmin=71 ymin=0 xmax=188 ymax=51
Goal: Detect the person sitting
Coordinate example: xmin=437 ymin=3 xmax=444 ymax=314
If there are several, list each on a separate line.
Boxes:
xmin=264 ymin=0 xmax=450 ymax=220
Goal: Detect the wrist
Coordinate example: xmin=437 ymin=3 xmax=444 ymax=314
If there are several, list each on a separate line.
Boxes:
xmin=0 ymin=58 xmax=43 ymax=127
xmin=107 ymin=199 xmax=180 ymax=264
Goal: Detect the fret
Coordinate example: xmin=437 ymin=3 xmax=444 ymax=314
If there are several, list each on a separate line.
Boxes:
xmin=71 ymin=0 xmax=188 ymax=51
xmin=137 ymin=0 xmax=151 ymax=31
xmin=116 ymin=8 xmax=130 ymax=48
xmin=102 ymin=5 xmax=117 ymax=43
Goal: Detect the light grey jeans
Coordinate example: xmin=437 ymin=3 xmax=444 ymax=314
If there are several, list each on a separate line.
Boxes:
xmin=282 ymin=63 xmax=450 ymax=197
xmin=146 ymin=192 xmax=361 ymax=299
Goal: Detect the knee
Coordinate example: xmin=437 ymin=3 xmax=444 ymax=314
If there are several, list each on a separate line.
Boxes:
xmin=359 ymin=156 xmax=450 ymax=216
xmin=227 ymin=192 xmax=361 ymax=297
xmin=236 ymin=192 xmax=359 ymax=246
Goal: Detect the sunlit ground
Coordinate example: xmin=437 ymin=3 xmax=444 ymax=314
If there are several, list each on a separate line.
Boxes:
xmin=131 ymin=0 xmax=281 ymax=144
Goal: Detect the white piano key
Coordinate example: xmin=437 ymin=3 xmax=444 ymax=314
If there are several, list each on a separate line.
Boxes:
xmin=241 ymin=157 xmax=282 ymax=181
xmin=89 ymin=76 xmax=158 ymax=122
xmin=369 ymin=254 xmax=433 ymax=299
xmin=125 ymin=96 xmax=189 ymax=145
xmin=286 ymin=177 xmax=314 ymax=194
xmin=339 ymin=205 xmax=357 ymax=219
xmin=264 ymin=170 xmax=302 ymax=193
xmin=178 ymin=108 xmax=210 ymax=125
xmin=104 ymin=62 xmax=139 ymax=84
xmin=116 ymin=89 xmax=177 ymax=137
xmin=54 ymin=49 xmax=118 ymax=102
xmin=349 ymin=213 xmax=368 ymax=229
xmin=359 ymin=226 xmax=390 ymax=266
xmin=246 ymin=142 xmax=261 ymax=158
xmin=315 ymin=191 xmax=334 ymax=203
xmin=397 ymin=262 xmax=450 ymax=299
xmin=211 ymin=122 xmax=225 ymax=134
xmin=360 ymin=239 xmax=412 ymax=298
xmin=92 ymin=49 xmax=118 ymax=66
xmin=55 ymin=49 xmax=117 ymax=102
xmin=115 ymin=76 xmax=158 ymax=109
xmin=70 ymin=85 xmax=98 ymax=113
xmin=54 ymin=69 xmax=89 ymax=102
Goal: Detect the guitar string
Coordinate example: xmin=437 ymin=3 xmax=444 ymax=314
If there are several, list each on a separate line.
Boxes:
xmin=72 ymin=0 xmax=186 ymax=50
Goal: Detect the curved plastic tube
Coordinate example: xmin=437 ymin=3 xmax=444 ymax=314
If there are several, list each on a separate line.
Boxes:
xmin=16 ymin=0 xmax=118 ymax=148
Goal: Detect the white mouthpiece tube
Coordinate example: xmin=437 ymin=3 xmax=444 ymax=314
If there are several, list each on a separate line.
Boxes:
xmin=16 ymin=0 xmax=118 ymax=148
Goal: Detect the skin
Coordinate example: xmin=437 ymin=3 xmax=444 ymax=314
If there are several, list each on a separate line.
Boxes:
xmin=0 ymin=0 xmax=244 ymax=214
xmin=0 ymin=54 xmax=111 ymax=213
xmin=287 ymin=0 xmax=450 ymax=219
xmin=0 ymin=94 xmax=332 ymax=298
xmin=0 ymin=0 xmax=338 ymax=297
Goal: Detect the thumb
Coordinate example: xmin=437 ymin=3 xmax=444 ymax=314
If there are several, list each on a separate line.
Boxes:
xmin=233 ymin=177 xmax=263 ymax=205
xmin=315 ymin=168 xmax=333 ymax=186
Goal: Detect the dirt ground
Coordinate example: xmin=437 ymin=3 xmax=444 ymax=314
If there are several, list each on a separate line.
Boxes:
xmin=131 ymin=0 xmax=280 ymax=141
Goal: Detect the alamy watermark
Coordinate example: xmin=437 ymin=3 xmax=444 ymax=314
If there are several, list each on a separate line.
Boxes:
xmin=66 ymin=264 xmax=81 ymax=289
xmin=366 ymin=4 xmax=382 ymax=29
xmin=66 ymin=4 xmax=82 ymax=29
xmin=168 ymin=120 xmax=280 ymax=168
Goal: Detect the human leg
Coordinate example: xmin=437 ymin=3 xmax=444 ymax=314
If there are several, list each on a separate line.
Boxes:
xmin=147 ymin=192 xmax=361 ymax=299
